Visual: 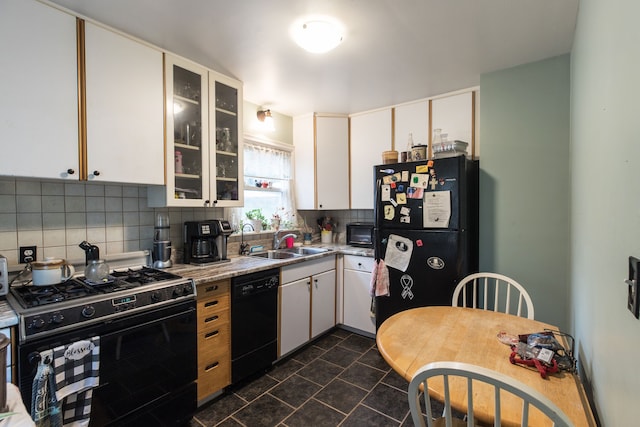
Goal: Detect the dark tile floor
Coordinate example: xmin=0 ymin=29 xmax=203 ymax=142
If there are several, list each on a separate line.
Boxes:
xmin=191 ymin=328 xmax=421 ymax=427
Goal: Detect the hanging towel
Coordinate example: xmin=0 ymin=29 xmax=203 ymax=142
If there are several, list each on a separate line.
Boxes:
xmin=369 ymin=259 xmax=390 ymax=297
xmin=52 ymin=337 xmax=100 ymax=427
xmin=31 ymin=349 xmax=62 ymax=427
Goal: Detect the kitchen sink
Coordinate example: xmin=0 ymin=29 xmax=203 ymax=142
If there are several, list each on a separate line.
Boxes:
xmin=249 ymin=250 xmax=303 ymax=259
xmin=248 ymin=247 xmax=332 ymax=259
xmin=280 ymin=247 xmax=331 ymax=255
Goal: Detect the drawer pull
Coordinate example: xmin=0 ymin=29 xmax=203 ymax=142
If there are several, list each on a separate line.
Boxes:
xmin=204 ymin=300 xmax=219 ymax=308
xmin=205 ymin=361 xmax=219 ymax=372
xmin=205 ymin=315 xmax=219 ymax=323
xmin=205 ymin=285 xmax=219 ymax=292
xmin=205 ymin=330 xmax=219 ymax=339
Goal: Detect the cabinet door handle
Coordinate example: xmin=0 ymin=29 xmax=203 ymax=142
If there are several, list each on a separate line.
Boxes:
xmin=205 ymin=285 xmax=219 ymax=292
xmin=314 ymin=278 xmax=318 ymax=288
xmin=67 ymin=168 xmax=75 ymax=175
xmin=205 ymin=330 xmax=219 ymax=338
xmin=205 ymin=361 xmax=219 ymax=371
xmin=204 ymin=200 xmax=210 ymax=206
xmin=204 ymin=300 xmax=219 ymax=308
xmin=205 ymin=315 xmax=219 ymax=323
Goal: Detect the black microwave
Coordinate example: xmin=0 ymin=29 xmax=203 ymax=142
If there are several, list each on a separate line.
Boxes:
xmin=346 ymin=223 xmax=374 ymax=248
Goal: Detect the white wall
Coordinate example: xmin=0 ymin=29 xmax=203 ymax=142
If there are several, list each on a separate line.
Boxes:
xmin=571 ymin=0 xmax=640 ymax=424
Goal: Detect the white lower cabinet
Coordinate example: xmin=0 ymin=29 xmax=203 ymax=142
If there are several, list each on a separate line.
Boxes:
xmin=342 ymin=255 xmax=376 ymax=335
xmin=311 ymin=270 xmax=336 ymax=338
xmin=280 ymin=278 xmax=311 ymax=357
xmin=279 ymin=256 xmax=336 ymax=357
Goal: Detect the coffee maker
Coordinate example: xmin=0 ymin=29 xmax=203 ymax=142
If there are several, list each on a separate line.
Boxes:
xmin=184 ymin=220 xmax=232 ymax=265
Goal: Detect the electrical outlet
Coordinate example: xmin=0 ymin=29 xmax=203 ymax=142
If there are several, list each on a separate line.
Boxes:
xmin=19 ymin=246 xmax=36 ymax=264
xmin=627 ymin=256 xmax=639 ymax=319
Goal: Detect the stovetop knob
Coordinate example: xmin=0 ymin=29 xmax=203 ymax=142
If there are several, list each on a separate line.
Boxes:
xmin=30 ymin=317 xmax=46 ymax=329
xmin=82 ymin=305 xmax=96 ymax=318
xmin=51 ymin=312 xmax=64 ymax=324
xmin=151 ymin=291 xmax=162 ymax=302
xmin=172 ymin=287 xmax=183 ymax=298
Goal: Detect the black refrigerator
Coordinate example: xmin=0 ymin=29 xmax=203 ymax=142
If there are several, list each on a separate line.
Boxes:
xmin=373 ymin=155 xmax=478 ymax=329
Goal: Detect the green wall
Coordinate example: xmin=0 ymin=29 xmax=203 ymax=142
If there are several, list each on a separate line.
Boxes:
xmin=479 ymin=55 xmax=571 ymax=329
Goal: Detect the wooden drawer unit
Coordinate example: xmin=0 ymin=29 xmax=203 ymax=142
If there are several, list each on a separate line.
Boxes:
xmin=196 ymin=279 xmax=231 ymax=401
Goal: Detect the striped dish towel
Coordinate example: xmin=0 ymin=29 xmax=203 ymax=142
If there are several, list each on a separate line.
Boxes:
xmin=52 ymin=337 xmax=100 ymax=427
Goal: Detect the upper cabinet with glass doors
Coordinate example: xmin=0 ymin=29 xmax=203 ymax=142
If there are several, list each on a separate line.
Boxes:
xmin=151 ymin=55 xmax=209 ymax=207
xmin=210 ymin=72 xmax=243 ymax=206
xmin=148 ymin=55 xmax=243 ymax=207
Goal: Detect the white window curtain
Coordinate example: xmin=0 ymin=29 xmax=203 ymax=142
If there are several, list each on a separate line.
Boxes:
xmin=228 ymin=140 xmax=295 ymax=231
xmin=244 ymin=143 xmax=292 ymax=181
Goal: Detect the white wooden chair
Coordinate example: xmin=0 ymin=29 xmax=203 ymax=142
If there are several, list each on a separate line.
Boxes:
xmin=408 ymin=361 xmax=573 ymax=427
xmin=451 ymin=272 xmax=535 ymax=319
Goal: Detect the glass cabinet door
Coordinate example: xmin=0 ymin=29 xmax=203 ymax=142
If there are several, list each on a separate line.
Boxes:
xmin=210 ymin=74 xmax=243 ymax=206
xmin=171 ymin=64 xmax=207 ymax=202
xmin=150 ymin=54 xmax=210 ymax=208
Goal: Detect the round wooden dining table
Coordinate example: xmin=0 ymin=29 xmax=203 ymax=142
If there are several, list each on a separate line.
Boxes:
xmin=376 ymin=306 xmax=595 ymax=427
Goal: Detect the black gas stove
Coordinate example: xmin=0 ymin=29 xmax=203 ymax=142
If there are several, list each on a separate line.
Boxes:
xmin=8 ymin=266 xmax=196 ymax=343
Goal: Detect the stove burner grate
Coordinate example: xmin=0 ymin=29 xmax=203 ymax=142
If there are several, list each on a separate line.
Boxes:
xmin=10 ymin=266 xmax=183 ymax=309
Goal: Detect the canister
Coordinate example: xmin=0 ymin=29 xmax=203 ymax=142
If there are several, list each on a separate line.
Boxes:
xmin=382 ymin=150 xmax=398 ymax=164
xmin=411 ymin=145 xmax=427 ymax=161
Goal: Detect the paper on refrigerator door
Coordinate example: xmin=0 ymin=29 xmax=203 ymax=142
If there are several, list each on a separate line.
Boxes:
xmin=384 ymin=234 xmax=413 ymax=272
xmin=423 ymin=191 xmax=451 ymax=228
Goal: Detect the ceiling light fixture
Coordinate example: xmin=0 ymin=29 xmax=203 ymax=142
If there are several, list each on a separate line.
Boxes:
xmin=256 ymin=108 xmax=275 ymax=131
xmin=291 ymin=16 xmax=344 ymax=54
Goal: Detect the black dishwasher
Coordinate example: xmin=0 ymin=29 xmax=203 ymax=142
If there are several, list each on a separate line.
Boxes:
xmin=231 ymin=268 xmax=280 ymax=384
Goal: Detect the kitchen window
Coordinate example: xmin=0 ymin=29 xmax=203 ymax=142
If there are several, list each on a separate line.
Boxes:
xmin=228 ymin=138 xmax=294 ymax=231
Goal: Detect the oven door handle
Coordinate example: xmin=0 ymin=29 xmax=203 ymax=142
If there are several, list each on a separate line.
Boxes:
xmin=100 ymin=305 xmax=195 ymax=340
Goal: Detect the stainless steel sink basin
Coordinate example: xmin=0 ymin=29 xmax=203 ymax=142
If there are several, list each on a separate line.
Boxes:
xmin=248 ymin=247 xmax=332 ymax=259
xmin=281 ymin=247 xmax=331 ymax=255
xmin=249 ymin=250 xmax=303 ymax=259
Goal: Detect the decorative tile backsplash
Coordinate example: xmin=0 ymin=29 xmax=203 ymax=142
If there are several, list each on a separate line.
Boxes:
xmin=0 ymin=178 xmax=223 ymax=265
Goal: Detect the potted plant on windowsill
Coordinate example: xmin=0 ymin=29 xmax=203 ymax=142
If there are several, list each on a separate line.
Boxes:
xmin=245 ymin=209 xmax=265 ymax=232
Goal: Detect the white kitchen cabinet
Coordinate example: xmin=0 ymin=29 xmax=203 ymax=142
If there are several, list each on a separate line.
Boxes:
xmin=279 ymin=256 xmax=336 ymax=357
xmin=293 ymin=114 xmax=349 ymax=210
xmin=343 ymin=255 xmax=376 ymax=336
xmin=84 ymin=22 xmax=164 ymax=184
xmin=149 ymin=55 xmax=210 ymax=207
xmin=311 ymin=269 xmax=336 ymax=338
xmin=394 ymin=100 xmax=430 ymax=151
xmin=279 ymin=277 xmax=311 ymax=357
xmin=0 ymin=0 xmax=79 ymax=180
xmin=209 ymin=71 xmax=244 ymax=207
xmin=148 ymin=56 xmax=243 ymax=207
xmin=349 ymin=108 xmax=392 ymax=209
xmin=431 ymin=91 xmax=476 ymax=158
xmin=0 ymin=2 xmax=165 ymax=185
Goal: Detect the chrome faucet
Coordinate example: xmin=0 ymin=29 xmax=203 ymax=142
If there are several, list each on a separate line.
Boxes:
xmin=273 ymin=230 xmax=298 ymax=250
